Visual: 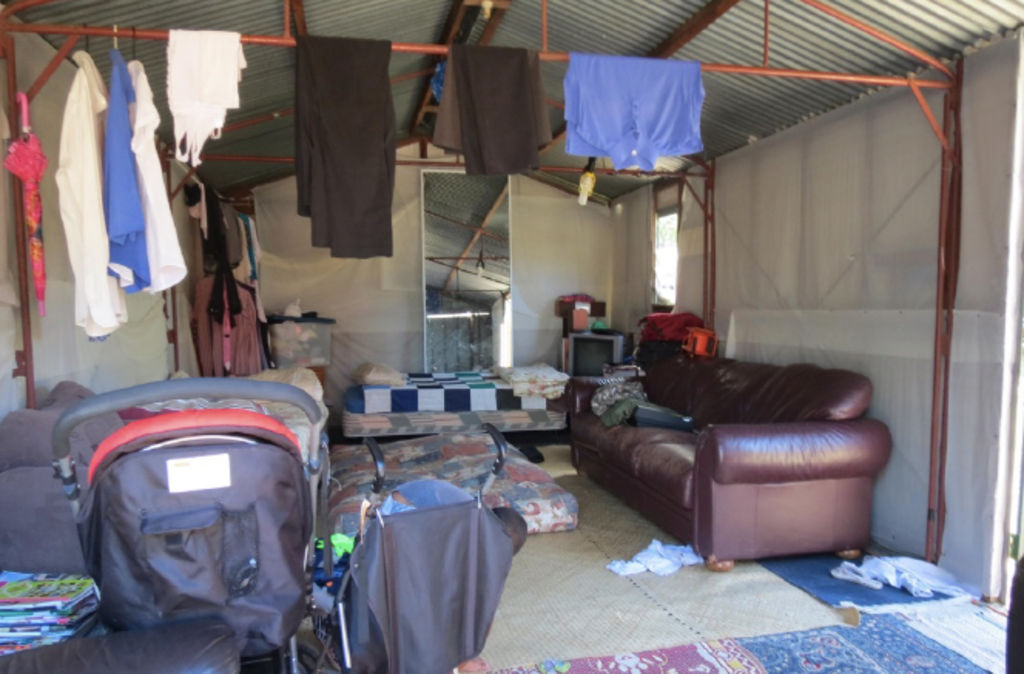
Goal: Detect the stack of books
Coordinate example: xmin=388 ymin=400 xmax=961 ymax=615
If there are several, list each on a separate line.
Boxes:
xmin=0 ymin=571 xmax=98 ymax=656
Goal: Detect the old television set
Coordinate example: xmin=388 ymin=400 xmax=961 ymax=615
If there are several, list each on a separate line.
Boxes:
xmin=566 ymin=331 xmax=626 ymax=376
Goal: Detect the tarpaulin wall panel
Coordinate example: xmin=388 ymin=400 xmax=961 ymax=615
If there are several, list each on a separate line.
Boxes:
xmin=716 ymin=38 xmax=1021 ymax=596
xmin=510 ymin=176 xmax=612 ymax=367
xmin=610 ymin=185 xmax=654 ymax=343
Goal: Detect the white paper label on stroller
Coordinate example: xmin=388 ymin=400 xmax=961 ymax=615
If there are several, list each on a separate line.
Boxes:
xmin=166 ymin=453 xmax=232 ymax=493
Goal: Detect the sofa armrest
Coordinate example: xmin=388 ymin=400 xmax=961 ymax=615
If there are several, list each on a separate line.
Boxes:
xmin=695 ymin=419 xmax=891 ymax=485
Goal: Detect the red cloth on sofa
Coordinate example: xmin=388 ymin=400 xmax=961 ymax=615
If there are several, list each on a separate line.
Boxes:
xmin=638 ymin=312 xmax=703 ymax=343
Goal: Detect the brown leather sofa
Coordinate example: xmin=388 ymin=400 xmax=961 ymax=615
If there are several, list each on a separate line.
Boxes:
xmin=569 ymin=355 xmax=891 ymax=570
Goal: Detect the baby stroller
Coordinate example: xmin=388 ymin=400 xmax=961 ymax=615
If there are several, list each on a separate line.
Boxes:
xmin=1 ymin=378 xmax=326 ymax=674
xmin=308 ymin=425 xmax=519 ymax=674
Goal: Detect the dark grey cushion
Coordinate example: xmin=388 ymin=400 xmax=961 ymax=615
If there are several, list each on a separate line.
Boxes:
xmin=0 ymin=466 xmax=86 ymax=573
xmin=0 ymin=381 xmax=122 ymax=472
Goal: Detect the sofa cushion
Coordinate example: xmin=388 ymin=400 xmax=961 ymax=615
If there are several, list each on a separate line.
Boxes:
xmin=643 ymin=356 xmax=872 ymax=425
xmin=631 ymin=438 xmax=697 ymax=509
xmin=573 ymin=413 xmax=697 ymax=507
xmin=0 ymin=466 xmax=87 ymax=574
xmin=0 ymin=381 xmax=123 ymax=472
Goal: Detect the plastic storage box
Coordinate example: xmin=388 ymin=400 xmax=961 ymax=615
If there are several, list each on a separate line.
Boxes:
xmin=268 ymin=315 xmax=336 ymax=368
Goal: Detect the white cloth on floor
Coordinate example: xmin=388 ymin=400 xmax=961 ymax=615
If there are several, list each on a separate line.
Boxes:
xmin=607 ymin=539 xmax=702 ymax=576
xmin=831 ymin=555 xmax=972 ymax=598
xmin=830 ymin=560 xmax=883 ymax=589
xmin=55 ymin=51 xmax=127 ymax=338
xmin=127 ymin=59 xmax=187 ymax=293
xmin=167 ymin=30 xmax=247 ymax=166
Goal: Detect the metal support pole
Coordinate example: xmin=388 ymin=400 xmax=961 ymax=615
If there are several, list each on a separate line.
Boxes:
xmin=707 ymin=160 xmax=717 ymax=331
xmin=541 ymin=0 xmax=548 ymax=52
xmin=763 ymin=0 xmax=770 ymax=67
xmin=4 ymin=34 xmax=36 ymax=408
xmin=26 ymin=33 xmax=75 ymax=102
xmin=160 ymin=153 xmax=180 ymax=373
xmin=0 ymin=21 xmax=952 ymax=90
xmin=925 ymin=60 xmax=962 ymax=563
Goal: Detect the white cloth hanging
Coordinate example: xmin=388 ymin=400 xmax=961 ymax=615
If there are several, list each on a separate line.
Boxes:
xmin=166 ymin=30 xmax=247 ymax=166
xmin=55 ymin=51 xmax=127 ymax=338
xmin=127 ymin=60 xmax=187 ymax=293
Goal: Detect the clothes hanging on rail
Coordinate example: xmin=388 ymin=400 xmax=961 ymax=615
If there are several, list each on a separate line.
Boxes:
xmin=221 ymin=202 xmax=244 ymax=268
xmin=127 ymin=59 xmax=187 ymax=294
xmin=104 ymin=49 xmax=150 ymax=294
xmin=192 ymin=275 xmax=264 ymax=377
xmin=55 ymin=51 xmax=127 ymax=338
xmin=234 ymin=213 xmax=267 ymax=323
xmin=167 ymin=29 xmax=247 ymax=166
xmin=295 ymin=35 xmax=394 ymax=259
xmin=433 ymin=45 xmax=551 ymax=175
xmin=563 ymin=53 xmax=704 ymax=170
xmin=184 ymin=181 xmax=208 ymax=239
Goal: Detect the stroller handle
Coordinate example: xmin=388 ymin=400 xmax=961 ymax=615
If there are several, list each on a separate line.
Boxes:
xmin=51 ymin=378 xmax=323 ymax=462
xmin=481 ymin=423 xmax=508 ymax=476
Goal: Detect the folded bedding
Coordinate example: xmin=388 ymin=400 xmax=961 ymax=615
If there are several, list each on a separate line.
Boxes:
xmin=346 ymin=371 xmax=548 ymax=414
xmin=494 ymin=364 xmax=570 ymax=399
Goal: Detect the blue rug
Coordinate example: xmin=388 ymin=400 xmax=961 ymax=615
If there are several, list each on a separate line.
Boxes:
xmin=739 ymin=614 xmax=986 ymax=673
xmin=497 ymin=614 xmax=986 ymax=673
xmin=759 ymin=554 xmax=956 ymax=608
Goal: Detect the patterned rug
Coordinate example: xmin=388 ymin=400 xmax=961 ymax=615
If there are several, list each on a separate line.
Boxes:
xmin=492 ymin=614 xmax=987 ymax=673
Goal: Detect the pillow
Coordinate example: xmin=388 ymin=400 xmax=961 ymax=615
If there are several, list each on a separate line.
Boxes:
xmin=590 ymin=380 xmax=646 ymax=416
xmin=600 ymin=398 xmax=641 ymax=427
xmin=354 ymin=362 xmax=405 ymax=387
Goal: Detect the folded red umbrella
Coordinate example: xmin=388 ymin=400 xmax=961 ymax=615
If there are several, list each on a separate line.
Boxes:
xmin=4 ymin=92 xmax=48 ymax=316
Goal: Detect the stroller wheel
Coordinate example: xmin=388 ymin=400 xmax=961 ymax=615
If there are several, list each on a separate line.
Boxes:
xmin=296 ymin=631 xmax=340 ymax=674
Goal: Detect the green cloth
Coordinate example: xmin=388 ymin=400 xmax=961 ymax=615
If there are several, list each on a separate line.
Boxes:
xmin=600 ymin=398 xmax=641 ymax=427
xmin=316 ymin=533 xmax=356 ymax=558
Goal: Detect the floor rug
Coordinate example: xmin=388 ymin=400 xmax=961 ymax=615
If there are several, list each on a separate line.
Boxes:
xmin=759 ymin=554 xmax=960 ymax=609
xmin=894 ymin=601 xmax=1007 ymax=673
xmin=492 ymin=614 xmax=986 ymax=673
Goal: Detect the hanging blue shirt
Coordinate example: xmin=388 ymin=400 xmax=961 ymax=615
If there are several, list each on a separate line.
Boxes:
xmin=564 ymin=53 xmax=705 ymax=171
xmin=104 ymin=48 xmax=150 ymax=294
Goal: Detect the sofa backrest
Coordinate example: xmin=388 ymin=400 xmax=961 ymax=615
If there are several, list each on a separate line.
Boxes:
xmin=644 ymin=356 xmax=872 ymax=427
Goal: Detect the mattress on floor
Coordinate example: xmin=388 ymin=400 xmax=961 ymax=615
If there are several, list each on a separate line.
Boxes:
xmin=328 ymin=431 xmax=578 ymax=536
xmin=342 ymin=407 xmax=566 ymax=438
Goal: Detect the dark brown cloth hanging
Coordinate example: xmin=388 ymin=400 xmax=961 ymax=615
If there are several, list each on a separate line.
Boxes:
xmin=434 ymin=45 xmax=550 ymax=175
xmin=295 ymin=35 xmax=395 ymax=258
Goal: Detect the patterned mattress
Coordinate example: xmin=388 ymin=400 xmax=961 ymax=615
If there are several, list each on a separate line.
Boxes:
xmin=342 ymin=407 xmax=566 ymax=438
xmin=328 ymin=431 xmax=578 ymax=536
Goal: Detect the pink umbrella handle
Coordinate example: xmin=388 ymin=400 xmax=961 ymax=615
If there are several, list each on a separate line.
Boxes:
xmin=16 ymin=92 xmax=29 ymax=134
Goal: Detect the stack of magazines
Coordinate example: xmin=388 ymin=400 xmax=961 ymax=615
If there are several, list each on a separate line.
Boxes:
xmin=0 ymin=571 xmax=98 ymax=656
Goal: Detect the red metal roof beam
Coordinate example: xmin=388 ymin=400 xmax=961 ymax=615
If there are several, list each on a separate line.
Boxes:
xmin=649 ymin=0 xmax=744 ymax=58
xmin=291 ymin=0 xmax=307 ymax=36
xmin=26 ymin=33 xmax=76 ymax=101
xmin=800 ymin=0 xmax=953 ymax=79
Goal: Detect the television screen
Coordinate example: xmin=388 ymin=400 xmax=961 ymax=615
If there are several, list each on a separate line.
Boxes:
xmin=569 ymin=333 xmax=624 ymax=376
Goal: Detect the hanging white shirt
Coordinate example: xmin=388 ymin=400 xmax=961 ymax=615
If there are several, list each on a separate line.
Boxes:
xmin=127 ymin=60 xmax=187 ymax=293
xmin=166 ymin=30 xmax=247 ymax=166
xmin=55 ymin=51 xmax=127 ymax=338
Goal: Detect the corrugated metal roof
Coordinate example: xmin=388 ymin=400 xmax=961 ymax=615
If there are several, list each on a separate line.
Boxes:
xmin=15 ymin=0 xmax=1024 ymax=196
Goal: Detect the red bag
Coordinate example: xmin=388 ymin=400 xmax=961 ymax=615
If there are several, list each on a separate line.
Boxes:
xmin=638 ymin=312 xmax=704 ymax=343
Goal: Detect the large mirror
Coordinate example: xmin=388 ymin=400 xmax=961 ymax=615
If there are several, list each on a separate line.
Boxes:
xmin=422 ymin=171 xmax=512 ymax=372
